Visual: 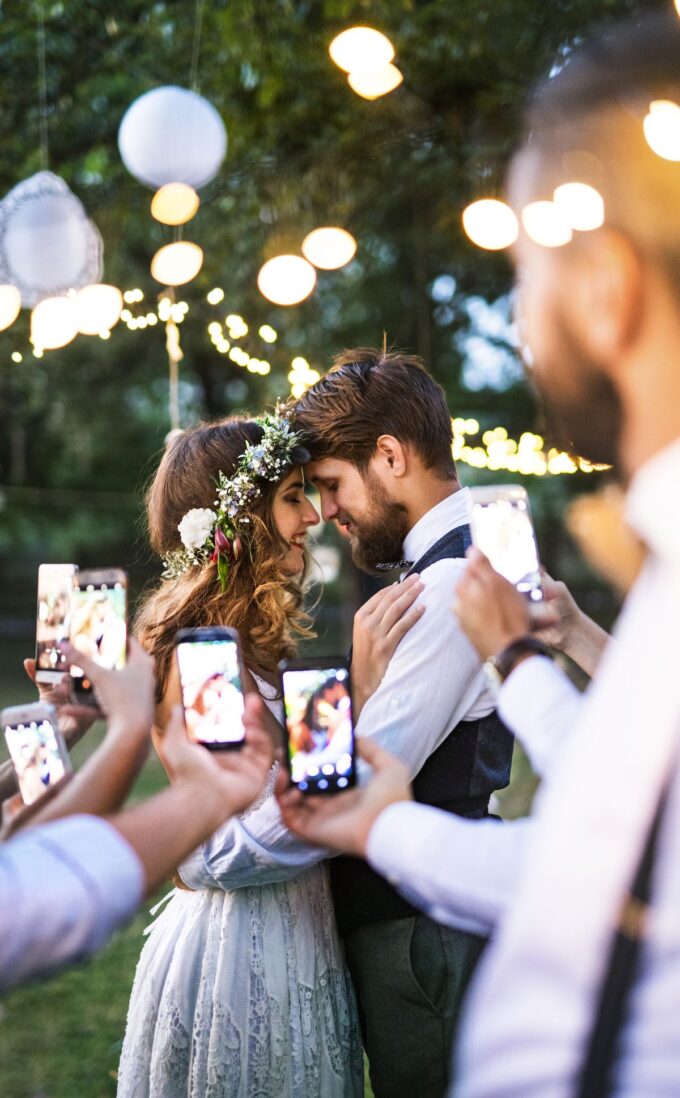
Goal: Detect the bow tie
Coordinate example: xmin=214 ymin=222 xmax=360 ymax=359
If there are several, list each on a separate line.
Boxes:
xmin=375 ymin=559 xmax=414 ymax=573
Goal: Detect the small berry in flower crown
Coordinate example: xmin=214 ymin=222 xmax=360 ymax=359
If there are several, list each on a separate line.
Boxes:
xmin=161 ymin=412 xmax=309 ymax=592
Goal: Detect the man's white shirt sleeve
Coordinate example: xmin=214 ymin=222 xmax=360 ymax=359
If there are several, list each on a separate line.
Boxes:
xmin=498 ymin=656 xmax=583 ymax=780
xmin=367 ymin=801 xmax=535 ymax=936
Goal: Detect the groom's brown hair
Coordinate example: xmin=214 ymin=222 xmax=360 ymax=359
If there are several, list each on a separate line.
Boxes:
xmin=292 ymin=347 xmax=456 ymax=479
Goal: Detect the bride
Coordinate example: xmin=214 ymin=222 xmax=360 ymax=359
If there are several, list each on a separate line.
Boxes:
xmin=117 ymin=412 xmax=416 ymax=1097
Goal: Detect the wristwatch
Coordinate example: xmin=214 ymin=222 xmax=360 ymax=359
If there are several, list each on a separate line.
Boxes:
xmin=485 ymin=635 xmax=553 ymax=686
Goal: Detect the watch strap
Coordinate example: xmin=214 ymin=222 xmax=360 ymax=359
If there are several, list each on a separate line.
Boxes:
xmin=489 ymin=635 xmax=553 ymax=683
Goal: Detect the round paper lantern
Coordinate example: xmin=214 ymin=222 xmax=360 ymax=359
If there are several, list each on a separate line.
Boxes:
xmin=0 ymin=285 xmax=21 ymax=331
xmin=347 ymin=63 xmax=403 ymax=100
xmin=302 ymin=227 xmax=357 ymax=269
xmin=75 ymin=283 xmax=123 ymax=335
xmin=150 ymin=241 xmax=204 ymax=286
xmin=462 ymin=199 xmax=518 ymax=251
xmin=329 ymin=27 xmax=395 ymax=73
xmin=31 ymin=296 xmax=79 ymax=350
xmin=0 ymin=172 xmax=102 ymax=308
xmin=257 ymin=255 xmax=317 ymax=306
xmin=118 ymin=86 xmax=227 ymax=189
xmin=151 ymin=183 xmax=200 ymax=225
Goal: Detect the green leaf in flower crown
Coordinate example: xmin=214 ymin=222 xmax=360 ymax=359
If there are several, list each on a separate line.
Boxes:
xmin=216 ymin=552 xmax=230 ymax=593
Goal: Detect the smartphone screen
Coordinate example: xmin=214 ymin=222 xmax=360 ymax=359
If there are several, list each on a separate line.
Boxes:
xmin=281 ymin=663 xmax=356 ymax=794
xmin=70 ymin=570 xmax=127 ymax=700
xmin=35 ymin=564 xmax=77 ymax=681
xmin=176 ymin=631 xmax=245 ymax=749
xmin=2 ymin=706 xmax=71 ymax=806
xmin=469 ymin=486 xmax=543 ymax=602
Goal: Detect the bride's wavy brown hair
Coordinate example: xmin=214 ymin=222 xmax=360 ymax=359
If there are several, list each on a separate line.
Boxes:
xmin=135 ymin=416 xmax=314 ymax=700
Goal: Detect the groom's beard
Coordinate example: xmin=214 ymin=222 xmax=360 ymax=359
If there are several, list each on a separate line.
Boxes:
xmin=347 ymin=471 xmax=410 ymax=575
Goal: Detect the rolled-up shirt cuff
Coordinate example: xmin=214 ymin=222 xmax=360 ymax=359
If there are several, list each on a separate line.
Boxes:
xmin=498 ymin=655 xmax=581 ymax=779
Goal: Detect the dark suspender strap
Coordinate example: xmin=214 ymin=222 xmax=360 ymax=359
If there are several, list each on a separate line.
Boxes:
xmin=575 ymin=781 xmax=670 ymax=1098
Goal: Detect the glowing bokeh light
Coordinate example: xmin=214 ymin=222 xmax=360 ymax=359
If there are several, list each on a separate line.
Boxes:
xmin=31 ymin=296 xmax=79 ymax=350
xmin=150 ymin=183 xmax=200 ymax=226
xmin=347 ymin=63 xmax=403 ymax=100
xmin=521 ymin=201 xmax=573 ymax=248
xmin=302 ymin=227 xmax=357 ymax=269
xmin=643 ymin=99 xmax=680 ymax=161
xmin=462 ymin=199 xmax=519 ymax=251
xmin=553 ymin=182 xmax=605 ymax=231
xmin=0 ymin=285 xmax=21 ymax=332
xmin=329 ymin=27 xmax=395 ymax=73
xmin=150 ymin=241 xmax=204 ymax=286
xmin=74 ymin=283 xmax=123 ymax=335
xmin=257 ymin=255 xmax=317 ymax=306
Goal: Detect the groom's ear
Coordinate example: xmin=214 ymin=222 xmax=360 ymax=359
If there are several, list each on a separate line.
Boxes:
xmin=374 ymin=435 xmax=407 ymax=478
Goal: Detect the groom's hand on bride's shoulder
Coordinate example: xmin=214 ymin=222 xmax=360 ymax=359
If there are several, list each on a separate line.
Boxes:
xmin=275 ymin=738 xmax=412 ymax=858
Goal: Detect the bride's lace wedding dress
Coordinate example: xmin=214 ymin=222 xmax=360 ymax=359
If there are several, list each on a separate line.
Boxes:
xmin=117 ymin=680 xmax=363 ymax=1098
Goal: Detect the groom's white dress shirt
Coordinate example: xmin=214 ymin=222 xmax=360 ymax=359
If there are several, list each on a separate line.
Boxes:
xmin=0 ymin=814 xmax=143 ymax=990
xmin=450 ymin=437 xmax=680 ymax=1097
xmin=179 ymin=488 xmax=498 ymax=891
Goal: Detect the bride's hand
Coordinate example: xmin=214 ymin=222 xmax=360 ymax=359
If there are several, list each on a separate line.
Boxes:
xmin=351 ymin=574 xmax=425 ymax=718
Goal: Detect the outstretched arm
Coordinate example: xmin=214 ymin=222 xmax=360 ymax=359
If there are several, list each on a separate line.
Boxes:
xmin=277 ymin=737 xmax=533 ymax=936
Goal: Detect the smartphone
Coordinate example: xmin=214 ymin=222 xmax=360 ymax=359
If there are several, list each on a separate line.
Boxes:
xmin=1 ymin=702 xmax=72 ymax=806
xmin=69 ymin=568 xmax=128 ymax=704
xmin=175 ymin=626 xmax=246 ymax=749
xmin=468 ymin=485 xmax=543 ymax=602
xmin=280 ymin=658 xmax=357 ymax=794
xmin=35 ymin=563 xmax=78 ymax=684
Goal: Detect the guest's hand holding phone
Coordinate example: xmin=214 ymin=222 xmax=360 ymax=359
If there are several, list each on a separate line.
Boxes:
xmin=452 ymin=547 xmax=531 ymax=661
xmin=276 ymin=738 xmax=411 ymax=857
xmin=156 ymin=695 xmax=275 ymax=818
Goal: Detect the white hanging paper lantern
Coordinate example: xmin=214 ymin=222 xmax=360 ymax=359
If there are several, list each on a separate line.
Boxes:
xmin=118 ymin=86 xmax=227 ymax=189
xmin=302 ymin=227 xmax=357 ymax=269
xmin=0 ymin=172 xmax=102 ymax=308
xmin=151 ymin=183 xmax=200 ymax=225
xmin=0 ymin=285 xmax=21 ymax=331
xmin=257 ymin=255 xmax=317 ymax=306
xmin=31 ymin=295 xmax=79 ymax=350
xmin=74 ymin=283 xmax=123 ymax=335
xmin=151 ymin=241 xmax=204 ymax=286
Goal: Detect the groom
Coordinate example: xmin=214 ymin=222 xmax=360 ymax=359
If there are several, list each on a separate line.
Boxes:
xmin=293 ymin=348 xmax=514 ymax=1098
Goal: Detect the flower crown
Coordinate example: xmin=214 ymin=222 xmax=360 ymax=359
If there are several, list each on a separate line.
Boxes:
xmin=161 ymin=412 xmax=309 ymax=591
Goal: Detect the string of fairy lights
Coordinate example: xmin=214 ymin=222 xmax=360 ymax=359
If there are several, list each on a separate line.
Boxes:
xmin=12 ymin=282 xmax=605 ymax=477
xmin=9 ymin=17 xmax=654 ymax=477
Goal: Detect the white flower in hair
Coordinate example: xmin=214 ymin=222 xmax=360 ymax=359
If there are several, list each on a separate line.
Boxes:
xmin=178 ymin=508 xmax=217 ymax=551
xmin=162 ymin=411 xmax=310 ymax=589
